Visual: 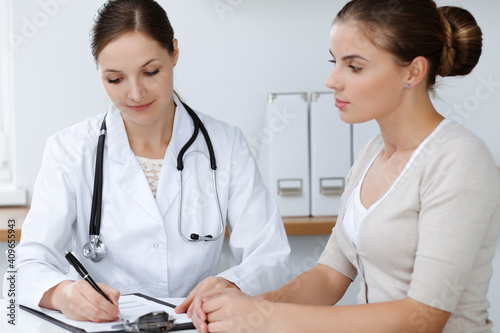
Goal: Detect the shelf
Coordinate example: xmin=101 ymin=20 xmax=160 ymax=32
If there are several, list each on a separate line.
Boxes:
xmin=283 ymin=216 xmax=337 ymax=236
xmin=0 ymin=207 xmax=337 ymax=242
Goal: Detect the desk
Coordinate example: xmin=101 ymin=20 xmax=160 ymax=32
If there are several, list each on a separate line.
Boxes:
xmin=0 ymin=206 xmax=336 ymax=241
xmin=0 ymin=298 xmax=197 ymax=333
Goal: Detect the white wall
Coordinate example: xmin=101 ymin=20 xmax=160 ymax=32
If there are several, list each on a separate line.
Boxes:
xmin=11 ymin=0 xmax=500 ymax=199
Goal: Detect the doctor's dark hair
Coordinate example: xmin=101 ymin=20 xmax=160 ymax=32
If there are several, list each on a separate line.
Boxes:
xmin=90 ymin=0 xmax=175 ymax=61
xmin=335 ymin=0 xmax=482 ymax=89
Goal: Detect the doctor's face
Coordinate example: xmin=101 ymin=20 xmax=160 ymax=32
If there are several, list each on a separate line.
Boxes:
xmin=325 ymin=22 xmax=408 ymax=124
xmin=97 ymin=31 xmax=179 ymax=126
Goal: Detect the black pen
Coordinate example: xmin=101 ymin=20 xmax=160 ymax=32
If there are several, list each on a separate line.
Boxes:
xmin=65 ymin=251 xmax=123 ymax=321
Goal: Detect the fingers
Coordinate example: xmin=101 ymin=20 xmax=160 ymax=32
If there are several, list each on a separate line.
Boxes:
xmin=188 ymin=277 xmax=239 ymax=317
xmin=202 ymin=295 xmax=237 ymax=333
xmin=175 ymin=284 xmax=199 ymax=315
xmin=97 ymin=282 xmax=121 ymax=306
xmin=174 ymin=299 xmax=189 ymax=314
xmin=79 ymin=281 xmax=120 ymax=322
xmin=179 ymin=277 xmax=240 ymax=332
xmin=201 ymin=286 xmax=239 ymax=301
xmin=61 ymin=280 xmax=120 ymax=322
xmin=184 ymin=277 xmax=218 ymax=317
xmin=202 ymin=290 xmax=269 ymax=333
xmin=191 ymin=302 xmax=209 ymax=333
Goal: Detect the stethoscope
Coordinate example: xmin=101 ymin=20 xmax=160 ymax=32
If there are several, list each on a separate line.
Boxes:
xmin=82 ymin=101 xmax=225 ymax=262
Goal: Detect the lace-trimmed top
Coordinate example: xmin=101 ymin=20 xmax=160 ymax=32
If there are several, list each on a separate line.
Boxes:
xmin=136 ymin=156 xmax=164 ymax=197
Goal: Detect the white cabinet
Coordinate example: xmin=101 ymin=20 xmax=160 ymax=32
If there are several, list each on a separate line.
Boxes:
xmin=310 ymin=92 xmax=352 ymax=216
xmin=258 ymin=93 xmax=311 ymax=216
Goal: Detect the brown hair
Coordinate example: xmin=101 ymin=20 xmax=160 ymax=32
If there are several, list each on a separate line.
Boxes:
xmin=335 ymin=0 xmax=483 ymax=89
xmin=90 ymin=0 xmax=175 ymax=61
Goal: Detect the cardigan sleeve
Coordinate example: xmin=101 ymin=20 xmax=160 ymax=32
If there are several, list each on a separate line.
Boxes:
xmin=407 ymin=134 xmax=500 ymax=312
xmin=317 ymin=228 xmax=358 ymax=281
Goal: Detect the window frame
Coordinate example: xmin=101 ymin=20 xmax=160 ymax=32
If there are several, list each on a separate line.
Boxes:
xmin=0 ymin=0 xmax=15 ymax=186
xmin=0 ymin=0 xmax=25 ymax=206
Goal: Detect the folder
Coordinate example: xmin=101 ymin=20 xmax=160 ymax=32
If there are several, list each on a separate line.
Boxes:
xmin=310 ymin=92 xmax=352 ymax=216
xmin=257 ymin=93 xmax=310 ymax=216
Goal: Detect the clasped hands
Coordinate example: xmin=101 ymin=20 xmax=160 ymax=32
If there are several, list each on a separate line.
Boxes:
xmin=175 ymin=277 xmax=275 ymax=333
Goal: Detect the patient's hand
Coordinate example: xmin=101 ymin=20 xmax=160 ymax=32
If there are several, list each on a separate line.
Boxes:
xmin=174 ymin=276 xmax=239 ymax=319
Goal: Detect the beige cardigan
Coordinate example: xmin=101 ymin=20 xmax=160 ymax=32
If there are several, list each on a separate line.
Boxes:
xmin=318 ymin=121 xmax=500 ymax=332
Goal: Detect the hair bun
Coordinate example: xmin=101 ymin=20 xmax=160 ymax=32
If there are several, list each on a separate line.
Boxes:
xmin=438 ymin=6 xmax=483 ymax=77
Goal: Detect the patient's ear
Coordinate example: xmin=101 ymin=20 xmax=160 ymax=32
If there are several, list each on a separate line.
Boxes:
xmin=405 ymin=56 xmax=428 ymax=88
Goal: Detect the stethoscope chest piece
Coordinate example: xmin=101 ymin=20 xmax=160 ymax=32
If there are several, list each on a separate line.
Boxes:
xmin=83 ymin=235 xmax=107 ymax=263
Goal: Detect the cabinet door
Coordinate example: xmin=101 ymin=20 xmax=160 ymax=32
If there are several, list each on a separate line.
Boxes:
xmin=259 ymin=93 xmax=310 ymax=217
xmin=310 ymin=92 xmax=351 ymax=216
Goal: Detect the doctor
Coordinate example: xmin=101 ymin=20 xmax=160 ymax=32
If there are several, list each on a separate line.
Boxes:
xmin=6 ymin=0 xmax=290 ymax=323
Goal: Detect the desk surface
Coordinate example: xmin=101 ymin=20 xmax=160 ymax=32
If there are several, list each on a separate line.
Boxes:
xmin=0 ymin=206 xmax=336 ymax=241
xmin=0 ymin=298 xmax=197 ymax=333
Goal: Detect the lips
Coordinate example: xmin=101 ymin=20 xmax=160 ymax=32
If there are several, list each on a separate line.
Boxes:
xmin=129 ymin=100 xmax=154 ymax=112
xmin=335 ymin=98 xmax=349 ymax=110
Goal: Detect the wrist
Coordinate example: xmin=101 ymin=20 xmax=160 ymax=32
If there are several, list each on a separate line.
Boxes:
xmin=259 ymin=289 xmax=286 ymax=303
xmin=261 ymin=300 xmax=287 ymax=332
xmin=40 ymin=280 xmax=73 ymax=310
xmin=217 ymin=277 xmax=240 ymax=290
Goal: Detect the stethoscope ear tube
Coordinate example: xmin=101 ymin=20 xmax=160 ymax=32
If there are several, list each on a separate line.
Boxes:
xmin=179 ymin=102 xmax=217 ymax=171
xmin=83 ymin=115 xmax=107 ymax=262
xmin=89 ymin=117 xmax=107 ymax=235
xmin=176 ymin=102 xmax=224 ymax=242
xmin=177 ymin=104 xmax=200 ymax=171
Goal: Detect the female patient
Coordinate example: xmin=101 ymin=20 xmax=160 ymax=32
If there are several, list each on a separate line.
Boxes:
xmin=189 ymin=0 xmax=500 ymax=332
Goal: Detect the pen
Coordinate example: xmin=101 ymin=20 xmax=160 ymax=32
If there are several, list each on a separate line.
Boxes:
xmin=64 ymin=251 xmax=123 ymax=321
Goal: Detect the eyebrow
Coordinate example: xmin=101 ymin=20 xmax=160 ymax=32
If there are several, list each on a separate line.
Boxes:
xmin=342 ymin=54 xmax=369 ymax=62
xmin=329 ymin=50 xmax=368 ymax=62
xmin=103 ymin=58 xmax=160 ymax=73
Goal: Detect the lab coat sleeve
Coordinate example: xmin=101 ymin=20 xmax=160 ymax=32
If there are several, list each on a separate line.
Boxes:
xmin=216 ymin=128 xmax=291 ymax=295
xmin=3 ymin=136 xmax=78 ymax=310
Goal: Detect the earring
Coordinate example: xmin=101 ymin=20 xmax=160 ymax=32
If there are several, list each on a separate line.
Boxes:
xmin=407 ymin=84 xmax=412 ymax=88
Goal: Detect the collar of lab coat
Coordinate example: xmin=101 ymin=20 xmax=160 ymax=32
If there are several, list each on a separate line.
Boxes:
xmin=103 ymin=94 xmax=196 ymax=222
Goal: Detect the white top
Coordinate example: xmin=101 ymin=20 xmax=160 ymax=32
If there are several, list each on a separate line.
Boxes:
xmin=136 ymin=156 xmax=163 ymax=197
xmin=343 ymin=119 xmax=451 ymax=249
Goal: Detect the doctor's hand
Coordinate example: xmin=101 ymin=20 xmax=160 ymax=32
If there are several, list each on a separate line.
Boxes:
xmin=175 ymin=276 xmax=239 ymax=320
xmin=40 ymin=280 xmax=121 ymax=322
xmin=192 ymin=288 xmax=276 ymax=333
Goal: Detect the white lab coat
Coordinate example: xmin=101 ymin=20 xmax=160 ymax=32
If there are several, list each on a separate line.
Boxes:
xmin=5 ymin=95 xmax=290 ymax=310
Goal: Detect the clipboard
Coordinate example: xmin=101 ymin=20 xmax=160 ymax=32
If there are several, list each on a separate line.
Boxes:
xmin=20 ymin=293 xmax=195 ymax=332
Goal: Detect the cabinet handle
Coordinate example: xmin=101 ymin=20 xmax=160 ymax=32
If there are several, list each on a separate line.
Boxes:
xmin=320 ymin=177 xmax=345 ymax=195
xmin=277 ymin=179 xmax=303 ymax=196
